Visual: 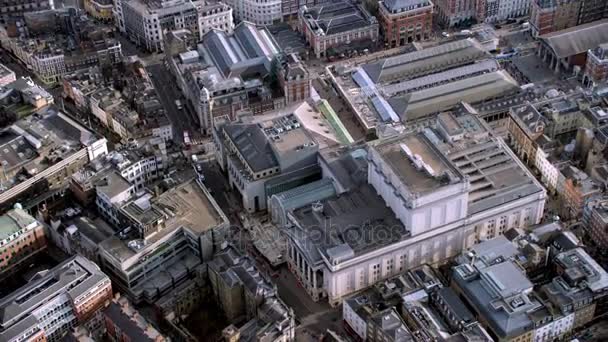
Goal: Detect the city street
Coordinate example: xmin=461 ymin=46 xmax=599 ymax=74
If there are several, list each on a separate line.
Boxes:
xmin=146 ymin=63 xmax=199 ymax=143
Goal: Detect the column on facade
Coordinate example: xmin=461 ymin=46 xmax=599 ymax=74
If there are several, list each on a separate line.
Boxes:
xmin=554 ymin=57 xmax=561 ymax=73
xmin=307 ymin=264 xmax=312 ymax=284
xmin=313 ymin=270 xmax=317 ymax=289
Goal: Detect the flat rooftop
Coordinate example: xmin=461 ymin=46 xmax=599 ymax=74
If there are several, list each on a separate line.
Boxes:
xmin=224 ymin=113 xmax=316 ymax=173
xmin=374 ymin=132 xmax=463 ymax=195
xmin=445 ymin=133 xmax=542 ymax=215
xmin=372 ymin=114 xmax=544 ymax=214
xmin=100 ymin=179 xmax=226 ymax=263
xmin=301 ymin=0 xmax=375 ymax=36
xmin=287 ymin=184 xmax=409 ymax=265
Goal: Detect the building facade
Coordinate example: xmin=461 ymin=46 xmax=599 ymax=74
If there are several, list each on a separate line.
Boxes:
xmin=225 ymin=0 xmax=282 ymax=26
xmin=0 ymin=0 xmax=52 ymax=21
xmin=379 ymin=0 xmax=434 ymax=48
xmin=98 ymin=180 xmax=230 ymax=303
xmin=434 ymin=0 xmax=476 ymax=27
xmin=583 ymin=197 xmax=608 ymax=250
xmin=299 ymin=1 xmax=379 ymax=58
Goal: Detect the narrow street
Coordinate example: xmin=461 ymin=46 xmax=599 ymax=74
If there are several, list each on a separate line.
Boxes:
xmin=146 ymin=63 xmax=199 ymax=143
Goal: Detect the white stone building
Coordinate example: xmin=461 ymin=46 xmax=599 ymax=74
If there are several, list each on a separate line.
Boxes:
xmin=225 ymin=0 xmax=282 ymax=26
xmin=284 ymin=113 xmax=547 ymax=305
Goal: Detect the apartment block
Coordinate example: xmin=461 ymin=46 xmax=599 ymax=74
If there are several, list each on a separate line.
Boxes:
xmin=284 ymin=112 xmax=546 ymax=305
xmin=0 ymin=256 xmax=113 ymax=342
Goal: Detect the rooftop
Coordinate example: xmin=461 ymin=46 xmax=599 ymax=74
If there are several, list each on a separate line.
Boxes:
xmin=100 ymin=179 xmax=227 ymax=264
xmin=286 ymin=184 xmax=409 ymax=265
xmin=208 ymin=246 xmax=275 ymax=298
xmin=300 ymin=0 xmax=377 ymax=36
xmin=202 ymin=22 xmax=279 ymax=78
xmin=554 ymin=248 xmax=608 ymax=293
xmin=510 ymin=104 xmax=548 ymax=136
xmin=453 ymin=258 xmax=540 ymax=339
xmin=95 ymin=170 xmax=133 ymax=201
xmin=388 ymin=70 xmax=519 ymax=121
xmin=382 ymin=0 xmax=433 ymax=13
xmin=371 ymin=114 xmax=544 ymax=214
xmin=0 ymin=64 xmax=15 ymax=79
xmin=224 ymin=113 xmax=317 ymax=174
xmin=0 ymin=256 xmax=109 ymax=341
xmin=0 ymin=106 xmax=101 ymax=198
xmin=540 ymin=19 xmax=608 ymax=58
xmin=374 ymin=132 xmax=462 ymax=195
xmin=0 ymin=208 xmax=39 ymax=242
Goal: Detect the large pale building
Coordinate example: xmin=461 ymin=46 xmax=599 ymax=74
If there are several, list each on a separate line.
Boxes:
xmin=379 ymin=0 xmax=434 ymax=47
xmin=284 ymin=113 xmax=546 ymax=305
xmin=98 ymin=179 xmax=230 ymax=303
xmin=115 ymin=0 xmax=205 ymax=52
xmin=225 ymin=0 xmax=282 ymax=25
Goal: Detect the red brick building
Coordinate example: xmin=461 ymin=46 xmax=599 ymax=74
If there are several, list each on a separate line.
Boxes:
xmin=583 ymin=43 xmax=608 ymax=87
xmin=280 ymin=53 xmax=310 ymax=104
xmin=104 ymin=295 xmax=166 ymax=342
xmin=379 ymin=0 xmax=434 ymax=47
xmin=0 ymin=208 xmax=47 ymax=275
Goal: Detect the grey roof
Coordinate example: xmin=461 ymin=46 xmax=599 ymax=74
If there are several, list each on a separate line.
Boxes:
xmin=436 ymin=287 xmax=475 ymax=324
xmin=95 ymin=169 xmax=132 ymax=200
xmin=224 ymin=123 xmax=279 ymax=172
xmin=469 ymin=235 xmax=519 ymax=264
xmin=103 ymin=302 xmax=155 ymax=342
xmin=453 ymin=260 xmax=539 ymax=339
xmin=361 ymin=38 xmax=489 ymax=84
xmin=320 ymin=147 xmax=368 ymax=191
xmin=202 ymin=22 xmax=279 ymax=78
xmin=68 ymin=217 xmax=114 ymax=244
xmin=372 ymin=308 xmax=413 ymax=342
xmin=0 ymin=256 xmax=109 ymax=341
xmin=391 ymin=70 xmax=520 ymax=121
xmin=272 ymin=178 xmax=336 ymax=211
xmin=209 ymin=247 xmax=275 ymax=298
xmin=302 ymin=0 xmax=376 ymax=36
xmin=540 ymin=19 xmax=608 ymax=58
xmin=554 ymin=248 xmax=608 ymax=293
xmin=383 ymin=0 xmax=432 ymax=12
